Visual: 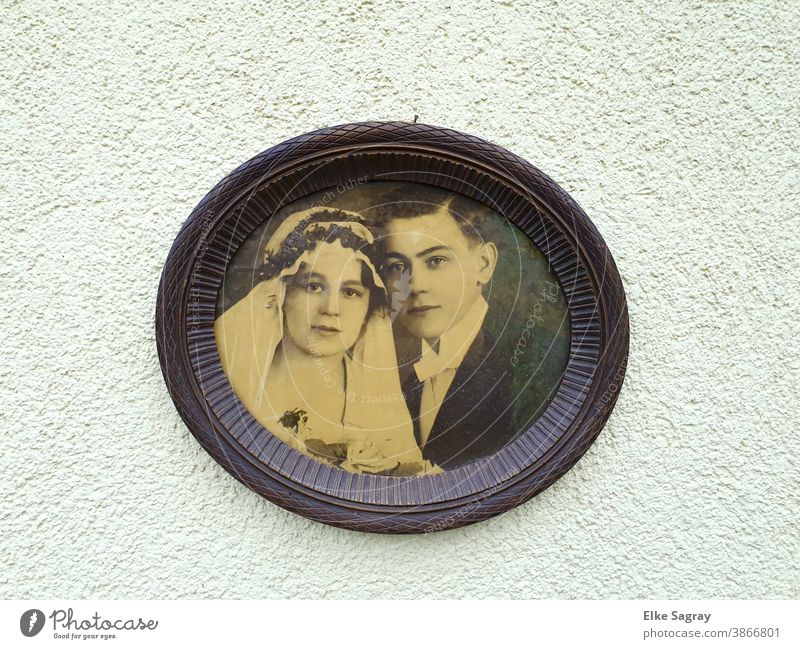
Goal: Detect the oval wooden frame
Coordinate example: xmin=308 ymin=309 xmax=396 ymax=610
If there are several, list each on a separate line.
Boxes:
xmin=156 ymin=121 xmax=629 ymax=533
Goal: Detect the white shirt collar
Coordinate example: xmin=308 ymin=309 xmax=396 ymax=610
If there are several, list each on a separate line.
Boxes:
xmin=414 ymin=295 xmax=489 ymax=383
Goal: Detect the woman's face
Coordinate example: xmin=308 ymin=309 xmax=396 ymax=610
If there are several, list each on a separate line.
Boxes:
xmin=282 ymin=242 xmax=372 ymax=357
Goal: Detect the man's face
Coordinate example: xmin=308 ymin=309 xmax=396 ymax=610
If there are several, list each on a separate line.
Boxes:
xmin=381 ymin=206 xmax=495 ymax=343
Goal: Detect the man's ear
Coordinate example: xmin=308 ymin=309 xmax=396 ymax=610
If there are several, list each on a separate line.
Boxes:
xmin=476 ymin=241 xmax=498 ymax=286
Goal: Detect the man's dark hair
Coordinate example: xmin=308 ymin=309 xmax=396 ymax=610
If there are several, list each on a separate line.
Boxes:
xmin=367 ymin=186 xmax=489 ymax=247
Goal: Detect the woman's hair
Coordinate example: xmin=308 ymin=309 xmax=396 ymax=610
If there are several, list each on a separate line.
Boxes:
xmin=263 ymin=209 xmax=387 ymax=315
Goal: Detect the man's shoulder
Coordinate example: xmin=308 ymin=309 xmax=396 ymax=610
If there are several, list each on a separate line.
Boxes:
xmin=461 ymin=326 xmax=508 ymax=379
xmin=443 ymin=328 xmax=511 ymax=429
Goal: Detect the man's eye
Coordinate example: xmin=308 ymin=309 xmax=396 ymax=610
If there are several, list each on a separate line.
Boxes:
xmin=427 ymin=256 xmax=448 ymax=268
xmin=387 ymin=262 xmax=407 ymax=274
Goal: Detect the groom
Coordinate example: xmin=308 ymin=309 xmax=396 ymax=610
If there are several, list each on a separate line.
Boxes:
xmin=375 ymin=189 xmax=515 ymax=469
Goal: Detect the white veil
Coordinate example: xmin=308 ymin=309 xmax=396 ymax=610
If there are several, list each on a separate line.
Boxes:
xmin=214 ymin=207 xmax=434 ymax=474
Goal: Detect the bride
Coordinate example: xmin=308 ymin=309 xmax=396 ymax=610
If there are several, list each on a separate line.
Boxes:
xmin=214 ymin=207 xmax=438 ymax=476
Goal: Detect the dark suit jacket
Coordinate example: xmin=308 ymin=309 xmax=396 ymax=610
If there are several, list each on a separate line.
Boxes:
xmin=401 ymin=328 xmax=515 ymax=470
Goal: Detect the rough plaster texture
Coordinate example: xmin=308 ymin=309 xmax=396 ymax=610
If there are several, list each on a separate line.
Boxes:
xmin=1 ymin=0 xmax=798 ymax=599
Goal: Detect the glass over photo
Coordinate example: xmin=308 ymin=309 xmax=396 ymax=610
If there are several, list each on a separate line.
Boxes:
xmin=214 ymin=182 xmax=570 ymax=476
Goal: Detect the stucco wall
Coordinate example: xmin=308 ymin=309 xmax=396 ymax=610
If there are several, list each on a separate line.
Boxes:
xmin=2 ymin=0 xmax=797 ymax=599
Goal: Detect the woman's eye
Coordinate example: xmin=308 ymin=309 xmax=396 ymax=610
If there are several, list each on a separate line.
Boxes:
xmin=342 ymin=288 xmax=362 ymax=298
xmin=306 ymin=282 xmax=324 ymax=293
xmin=427 ymin=256 xmax=448 ymax=268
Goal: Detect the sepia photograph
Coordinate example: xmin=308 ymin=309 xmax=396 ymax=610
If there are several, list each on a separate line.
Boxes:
xmin=214 ymin=182 xmax=570 ymax=475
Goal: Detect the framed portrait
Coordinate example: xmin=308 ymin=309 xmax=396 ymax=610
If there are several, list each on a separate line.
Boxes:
xmin=156 ymin=122 xmax=629 ymax=533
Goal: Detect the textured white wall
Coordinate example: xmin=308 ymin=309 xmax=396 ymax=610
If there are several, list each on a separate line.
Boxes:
xmin=2 ymin=0 xmax=797 ymax=599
